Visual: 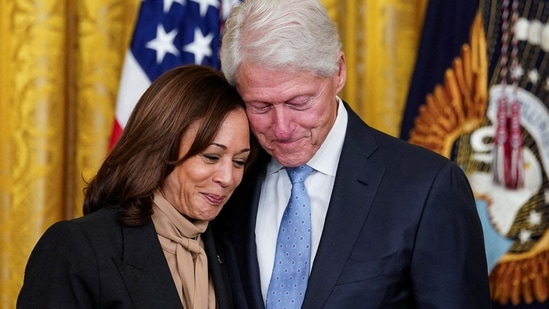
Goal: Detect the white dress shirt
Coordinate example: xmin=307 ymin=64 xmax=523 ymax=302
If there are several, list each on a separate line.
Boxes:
xmin=255 ymin=97 xmax=348 ymax=301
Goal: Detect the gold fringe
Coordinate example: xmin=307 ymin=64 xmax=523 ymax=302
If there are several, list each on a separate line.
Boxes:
xmin=408 ymin=11 xmax=487 ymax=159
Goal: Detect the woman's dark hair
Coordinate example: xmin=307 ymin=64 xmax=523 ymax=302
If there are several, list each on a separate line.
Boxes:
xmin=83 ymin=65 xmax=256 ymax=226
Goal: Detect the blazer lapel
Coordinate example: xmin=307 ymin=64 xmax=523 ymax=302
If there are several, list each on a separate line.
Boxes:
xmin=203 ymin=227 xmax=234 ymax=309
xmin=302 ymin=105 xmax=385 ymax=308
xmin=114 ymin=220 xmax=183 ymax=309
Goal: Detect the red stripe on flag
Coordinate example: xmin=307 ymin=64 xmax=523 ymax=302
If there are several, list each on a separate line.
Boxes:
xmin=108 ymin=120 xmax=123 ymax=151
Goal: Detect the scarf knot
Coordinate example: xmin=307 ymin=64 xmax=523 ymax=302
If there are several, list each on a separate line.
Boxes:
xmin=151 ymin=192 xmax=215 ymax=309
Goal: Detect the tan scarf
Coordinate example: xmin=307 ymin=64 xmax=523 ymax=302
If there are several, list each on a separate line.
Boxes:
xmin=151 ymin=191 xmax=216 ymax=309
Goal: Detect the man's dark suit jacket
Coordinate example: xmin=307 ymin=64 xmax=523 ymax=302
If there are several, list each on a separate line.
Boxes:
xmin=213 ymin=102 xmax=491 ymax=308
xmin=17 ymin=206 xmax=233 ymax=309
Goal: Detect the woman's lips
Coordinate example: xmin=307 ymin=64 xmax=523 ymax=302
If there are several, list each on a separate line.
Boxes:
xmin=203 ymin=193 xmax=224 ymax=206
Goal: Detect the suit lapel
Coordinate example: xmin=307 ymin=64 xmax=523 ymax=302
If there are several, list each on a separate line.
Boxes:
xmin=302 ymin=105 xmax=385 ymax=308
xmin=114 ymin=220 xmax=183 ymax=309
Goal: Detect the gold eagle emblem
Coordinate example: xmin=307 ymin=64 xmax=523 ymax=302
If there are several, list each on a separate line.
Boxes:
xmin=407 ymin=11 xmax=549 ymax=306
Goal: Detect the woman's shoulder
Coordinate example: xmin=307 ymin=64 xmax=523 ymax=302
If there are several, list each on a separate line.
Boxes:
xmin=54 ymin=206 xmax=120 ymax=230
xmin=37 ymin=206 xmax=158 ymax=259
xmin=39 ymin=206 xmax=122 ymax=249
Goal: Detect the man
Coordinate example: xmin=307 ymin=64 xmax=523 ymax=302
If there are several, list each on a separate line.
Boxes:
xmin=213 ymin=0 xmax=491 ymax=308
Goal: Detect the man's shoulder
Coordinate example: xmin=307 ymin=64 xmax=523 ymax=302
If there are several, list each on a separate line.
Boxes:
xmin=342 ymin=120 xmax=453 ymax=179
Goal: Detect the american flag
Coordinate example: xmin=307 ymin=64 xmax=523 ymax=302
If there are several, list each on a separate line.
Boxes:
xmin=110 ymin=0 xmax=239 ymax=148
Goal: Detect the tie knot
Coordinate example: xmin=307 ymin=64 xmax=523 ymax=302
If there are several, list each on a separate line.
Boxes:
xmin=286 ymin=165 xmax=313 ymax=184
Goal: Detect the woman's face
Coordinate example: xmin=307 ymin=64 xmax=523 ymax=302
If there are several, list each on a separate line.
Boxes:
xmin=162 ymin=108 xmax=251 ymax=221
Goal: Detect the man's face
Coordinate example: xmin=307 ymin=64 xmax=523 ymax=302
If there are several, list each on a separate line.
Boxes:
xmin=236 ymin=56 xmax=345 ymax=167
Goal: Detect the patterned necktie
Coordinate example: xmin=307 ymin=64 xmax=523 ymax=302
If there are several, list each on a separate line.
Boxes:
xmin=266 ymin=164 xmax=314 ymax=309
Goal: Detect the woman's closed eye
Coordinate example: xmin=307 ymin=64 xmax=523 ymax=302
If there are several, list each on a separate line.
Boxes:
xmin=202 ymin=154 xmax=220 ymax=163
xmin=201 ymin=153 xmax=248 ymax=168
xmin=233 ymin=158 xmax=247 ymax=168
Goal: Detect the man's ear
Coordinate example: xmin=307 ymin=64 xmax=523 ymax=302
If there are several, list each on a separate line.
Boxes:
xmin=335 ymin=51 xmax=346 ymax=92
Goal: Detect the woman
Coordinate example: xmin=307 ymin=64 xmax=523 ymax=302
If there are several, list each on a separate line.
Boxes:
xmin=17 ymin=65 xmax=256 ymax=309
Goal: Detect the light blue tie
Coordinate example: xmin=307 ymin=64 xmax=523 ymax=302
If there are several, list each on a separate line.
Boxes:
xmin=266 ymin=165 xmax=314 ymax=309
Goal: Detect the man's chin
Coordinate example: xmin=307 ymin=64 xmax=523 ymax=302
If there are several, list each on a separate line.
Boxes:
xmin=271 ymin=150 xmax=310 ymax=167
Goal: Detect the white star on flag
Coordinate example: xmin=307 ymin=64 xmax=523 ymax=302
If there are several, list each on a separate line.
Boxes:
xmin=184 ymin=28 xmax=214 ymax=64
xmin=146 ymin=24 xmax=180 ymax=63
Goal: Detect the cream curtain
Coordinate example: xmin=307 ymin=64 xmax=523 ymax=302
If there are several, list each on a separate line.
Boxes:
xmin=0 ymin=0 xmax=426 ymax=307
